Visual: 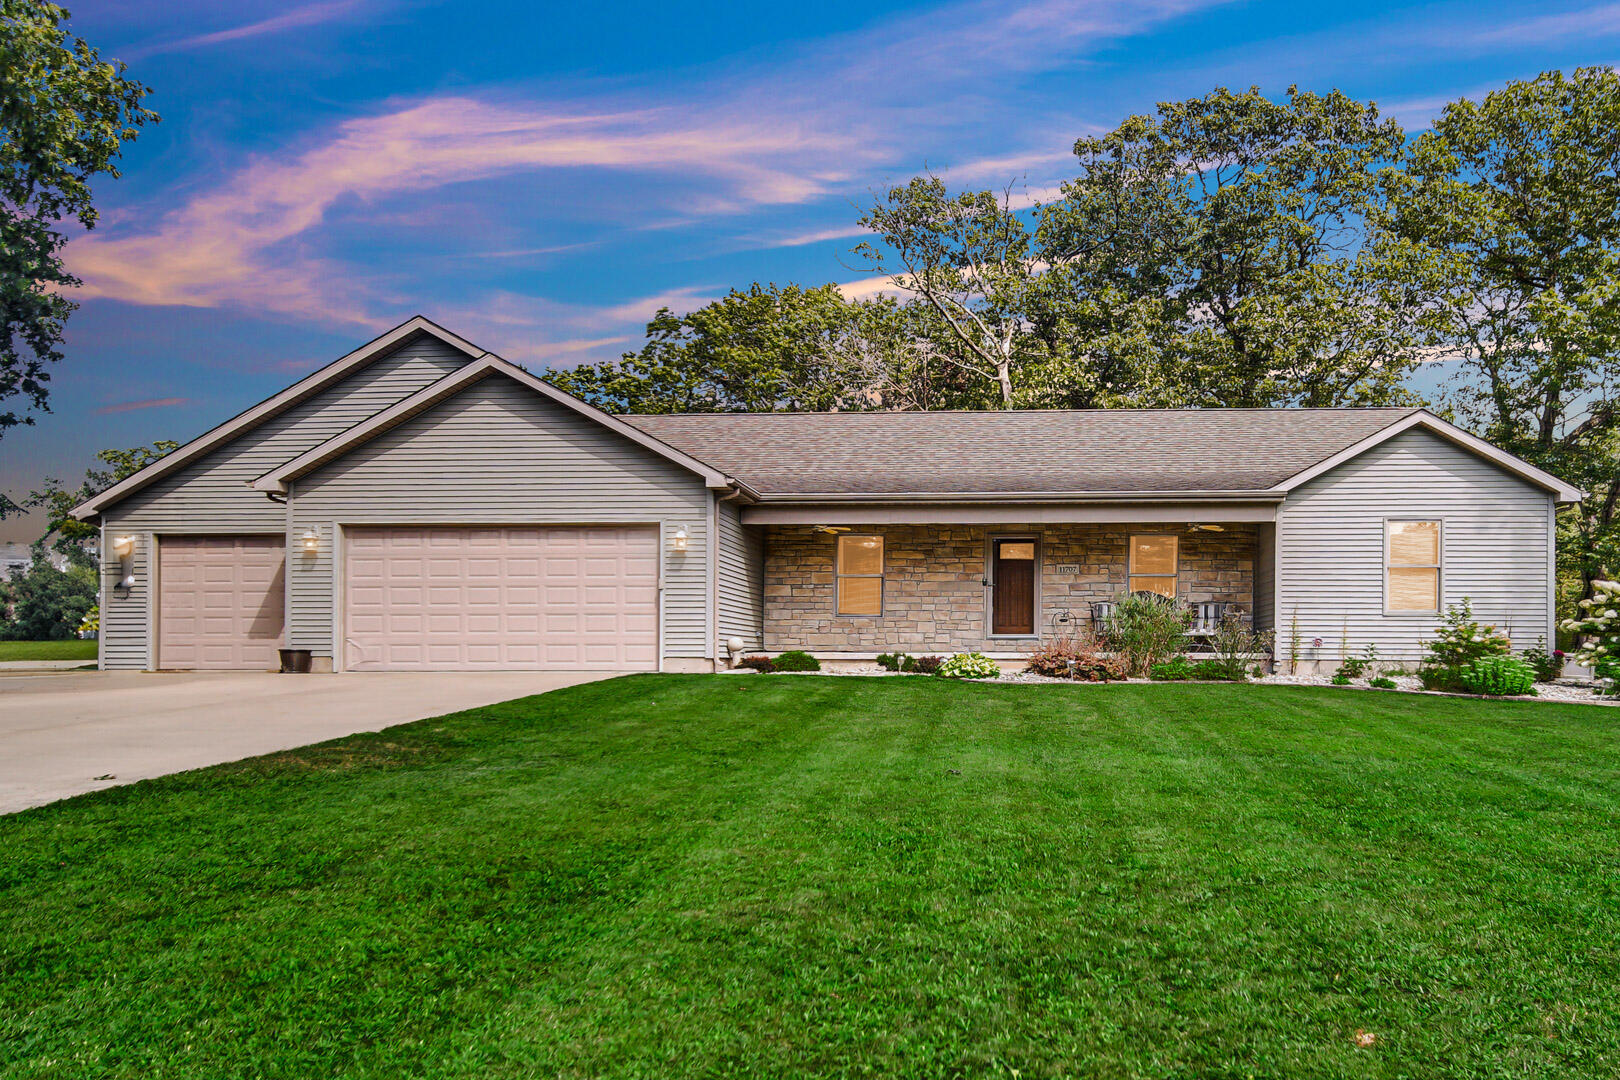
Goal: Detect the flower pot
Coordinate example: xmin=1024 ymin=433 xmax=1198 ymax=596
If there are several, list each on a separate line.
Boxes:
xmin=278 ymin=648 xmax=312 ymax=673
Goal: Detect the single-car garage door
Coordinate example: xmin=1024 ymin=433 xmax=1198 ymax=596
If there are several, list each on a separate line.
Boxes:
xmin=343 ymin=526 xmax=658 ymax=671
xmin=158 ymin=535 xmax=286 ymax=670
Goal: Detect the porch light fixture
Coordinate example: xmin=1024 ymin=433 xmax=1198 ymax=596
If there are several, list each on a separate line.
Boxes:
xmin=111 ymin=535 xmax=136 ymax=598
xmin=671 ymin=526 xmax=688 ymax=552
xmin=112 ymin=535 xmax=134 ymax=556
xmin=302 ymin=529 xmax=319 ymax=553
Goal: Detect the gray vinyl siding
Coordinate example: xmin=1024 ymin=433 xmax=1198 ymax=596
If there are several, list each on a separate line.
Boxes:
xmin=286 ymin=373 xmax=713 ymax=660
xmin=717 ymin=498 xmax=764 ymax=650
xmin=98 ymin=532 xmax=150 ymax=670
xmin=96 ymin=335 xmax=472 ymax=668
xmin=1276 ymin=428 xmax=1555 ymax=664
xmin=1253 ymin=521 xmax=1275 ymax=636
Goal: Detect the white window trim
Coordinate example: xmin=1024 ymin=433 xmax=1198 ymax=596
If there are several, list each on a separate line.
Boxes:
xmin=1383 ymin=518 xmax=1443 ymax=617
xmin=835 ymin=533 xmax=885 ymax=618
xmin=1128 ymin=533 xmax=1180 ymax=599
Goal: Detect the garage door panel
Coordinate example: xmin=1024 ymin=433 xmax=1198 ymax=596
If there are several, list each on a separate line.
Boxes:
xmin=344 ymin=526 xmax=658 ymax=671
xmin=159 ymin=535 xmax=286 ymax=670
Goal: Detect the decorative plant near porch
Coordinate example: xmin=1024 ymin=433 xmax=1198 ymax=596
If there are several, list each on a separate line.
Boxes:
xmin=1205 ymin=611 xmax=1275 ymax=681
xmin=1024 ymin=635 xmax=1127 ymax=682
xmin=1105 ymin=592 xmax=1192 ymax=677
xmin=936 ymin=652 xmax=1001 ymax=679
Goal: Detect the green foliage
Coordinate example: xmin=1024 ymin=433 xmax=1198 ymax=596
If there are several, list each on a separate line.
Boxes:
xmin=1191 ymin=659 xmax=1243 ymax=682
xmin=771 ymin=650 xmax=821 ymax=672
xmin=876 ymin=651 xmax=910 ymax=672
xmin=0 ymin=556 xmax=95 ymax=639
xmin=1334 ymin=656 xmax=1367 ymax=680
xmin=545 ymin=285 xmax=938 ymax=413
xmin=1388 ymin=68 xmax=1620 ymax=613
xmin=1207 ymin=611 xmax=1274 ymax=681
xmin=1561 ymin=579 xmax=1620 ymax=688
xmin=1148 ymin=656 xmax=1194 ymax=681
xmin=1040 ymin=85 xmax=1427 ymax=409
xmin=1106 ymin=592 xmax=1192 ymax=676
xmin=76 ymin=603 xmax=97 ymax=636
xmin=1423 ymin=598 xmax=1512 ymax=669
xmin=737 ymin=655 xmax=774 ymax=672
xmin=3 ymin=440 xmax=178 ymax=561
xmin=1459 ymin=656 xmax=1538 ymax=697
xmin=1521 ymin=637 xmax=1565 ymax=683
xmin=0 ymin=2 xmax=156 ymax=434
xmin=1368 ymin=676 xmax=1398 ymax=689
xmin=936 ymin=652 xmax=1000 ymax=679
xmin=1330 ymin=674 xmax=1352 ymax=686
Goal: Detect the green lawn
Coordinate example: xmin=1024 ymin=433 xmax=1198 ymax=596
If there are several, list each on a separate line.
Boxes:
xmin=3 ymin=677 xmax=1618 ymax=1078
xmin=0 ymin=639 xmax=96 ymax=662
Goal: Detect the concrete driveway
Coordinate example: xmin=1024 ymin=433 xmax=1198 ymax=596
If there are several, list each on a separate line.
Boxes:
xmin=0 ymin=669 xmax=624 ymax=814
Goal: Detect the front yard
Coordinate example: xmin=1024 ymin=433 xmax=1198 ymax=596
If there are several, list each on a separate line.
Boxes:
xmin=3 ymin=676 xmax=1618 ymax=1077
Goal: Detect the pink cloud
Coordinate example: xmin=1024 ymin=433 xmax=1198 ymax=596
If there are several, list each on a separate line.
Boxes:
xmin=124 ymin=1 xmax=367 ymax=59
xmin=95 ymin=396 xmax=195 ymax=415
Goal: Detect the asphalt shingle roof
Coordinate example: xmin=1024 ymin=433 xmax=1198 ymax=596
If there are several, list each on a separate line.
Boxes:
xmin=620 ymin=408 xmax=1421 ymax=498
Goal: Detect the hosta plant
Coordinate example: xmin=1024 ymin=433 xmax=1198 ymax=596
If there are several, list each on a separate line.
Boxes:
xmin=937 ymin=652 xmax=1001 ymax=679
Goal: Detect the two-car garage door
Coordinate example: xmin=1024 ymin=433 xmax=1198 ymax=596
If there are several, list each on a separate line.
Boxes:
xmin=342 ymin=526 xmax=659 ymax=671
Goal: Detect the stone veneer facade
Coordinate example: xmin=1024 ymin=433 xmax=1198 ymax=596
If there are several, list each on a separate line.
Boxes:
xmin=763 ymin=523 xmax=1257 ymax=654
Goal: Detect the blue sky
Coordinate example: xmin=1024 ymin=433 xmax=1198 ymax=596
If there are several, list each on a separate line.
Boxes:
xmin=3 ymin=0 xmax=1618 ymax=541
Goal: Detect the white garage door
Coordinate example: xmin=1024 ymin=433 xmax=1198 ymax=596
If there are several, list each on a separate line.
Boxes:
xmin=158 ymin=535 xmax=286 ymax=670
xmin=343 ymin=526 xmax=659 ymax=671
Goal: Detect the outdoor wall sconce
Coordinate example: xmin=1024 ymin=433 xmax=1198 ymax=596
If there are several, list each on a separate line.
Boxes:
xmin=302 ymin=529 xmax=319 ymax=554
xmin=671 ymin=526 xmax=688 ymax=552
xmin=111 ymin=535 xmax=135 ymax=598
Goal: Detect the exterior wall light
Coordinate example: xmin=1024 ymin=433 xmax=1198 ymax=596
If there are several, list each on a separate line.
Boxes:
xmin=111 ymin=535 xmax=135 ymax=598
xmin=671 ymin=526 xmax=688 ymax=552
xmin=112 ymin=535 xmax=134 ymax=556
xmin=302 ymin=529 xmax=319 ymax=553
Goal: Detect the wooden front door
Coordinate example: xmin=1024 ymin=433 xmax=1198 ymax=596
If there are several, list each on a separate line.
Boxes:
xmin=991 ymin=539 xmax=1036 ymax=635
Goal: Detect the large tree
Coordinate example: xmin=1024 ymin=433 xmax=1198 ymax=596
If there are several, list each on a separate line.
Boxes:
xmin=546 ymin=284 xmax=944 ymax=413
xmin=1387 ymin=67 xmax=1620 ymax=604
xmin=1039 ymin=86 xmax=1432 ymax=408
xmin=0 ymin=0 xmax=156 ymax=434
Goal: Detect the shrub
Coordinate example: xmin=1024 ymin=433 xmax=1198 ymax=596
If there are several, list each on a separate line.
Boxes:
xmin=1206 ymin=611 xmax=1273 ymax=681
xmin=77 ymin=604 xmax=100 ymax=638
xmin=937 ymin=652 xmax=1001 ymax=679
xmin=1191 ymin=658 xmax=1241 ymax=681
xmin=1071 ymin=653 xmax=1130 ymax=682
xmin=1417 ymin=663 xmax=1461 ymax=691
xmin=1424 ymin=598 xmax=1511 ymax=668
xmin=1148 ymin=656 xmax=1194 ymax=681
xmin=910 ymin=654 xmax=944 ymax=675
xmin=1459 ymin=655 xmax=1537 ymax=696
xmin=1521 ymin=637 xmax=1564 ymax=682
xmin=1368 ymin=676 xmax=1397 ymax=689
xmin=1562 ymin=580 xmax=1620 ymax=691
xmin=1330 ymin=674 xmax=1352 ymax=685
xmin=1106 ymin=592 xmax=1191 ymax=676
xmin=772 ymin=650 xmax=821 ymax=672
xmin=0 ymin=559 xmax=97 ymax=641
xmin=876 ymin=651 xmax=910 ymax=672
xmin=1334 ymin=656 xmax=1367 ymax=680
xmin=1026 ymin=635 xmax=1129 ymax=682
xmin=737 ymin=655 xmax=774 ymax=672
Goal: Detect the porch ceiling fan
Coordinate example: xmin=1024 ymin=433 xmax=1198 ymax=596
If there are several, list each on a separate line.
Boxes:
xmin=1186 ymin=523 xmax=1226 ymax=532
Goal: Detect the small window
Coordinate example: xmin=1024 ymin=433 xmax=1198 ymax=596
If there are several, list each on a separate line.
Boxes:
xmin=836 ymin=534 xmax=884 ymax=616
xmin=1129 ymin=535 xmax=1178 ymax=597
xmin=1387 ymin=520 xmax=1440 ymax=612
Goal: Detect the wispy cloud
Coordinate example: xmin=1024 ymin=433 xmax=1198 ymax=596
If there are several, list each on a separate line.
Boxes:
xmin=70 ymin=0 xmax=1227 ymax=329
xmin=95 ymin=397 xmax=195 ymax=415
xmin=124 ymin=1 xmax=367 ymax=59
xmin=1465 ymin=2 xmax=1620 ymax=46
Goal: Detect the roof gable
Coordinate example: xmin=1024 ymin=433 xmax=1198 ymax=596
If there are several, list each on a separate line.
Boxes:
xmin=71 ymin=316 xmax=486 ymax=520
xmin=251 ymin=355 xmax=737 ymax=493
